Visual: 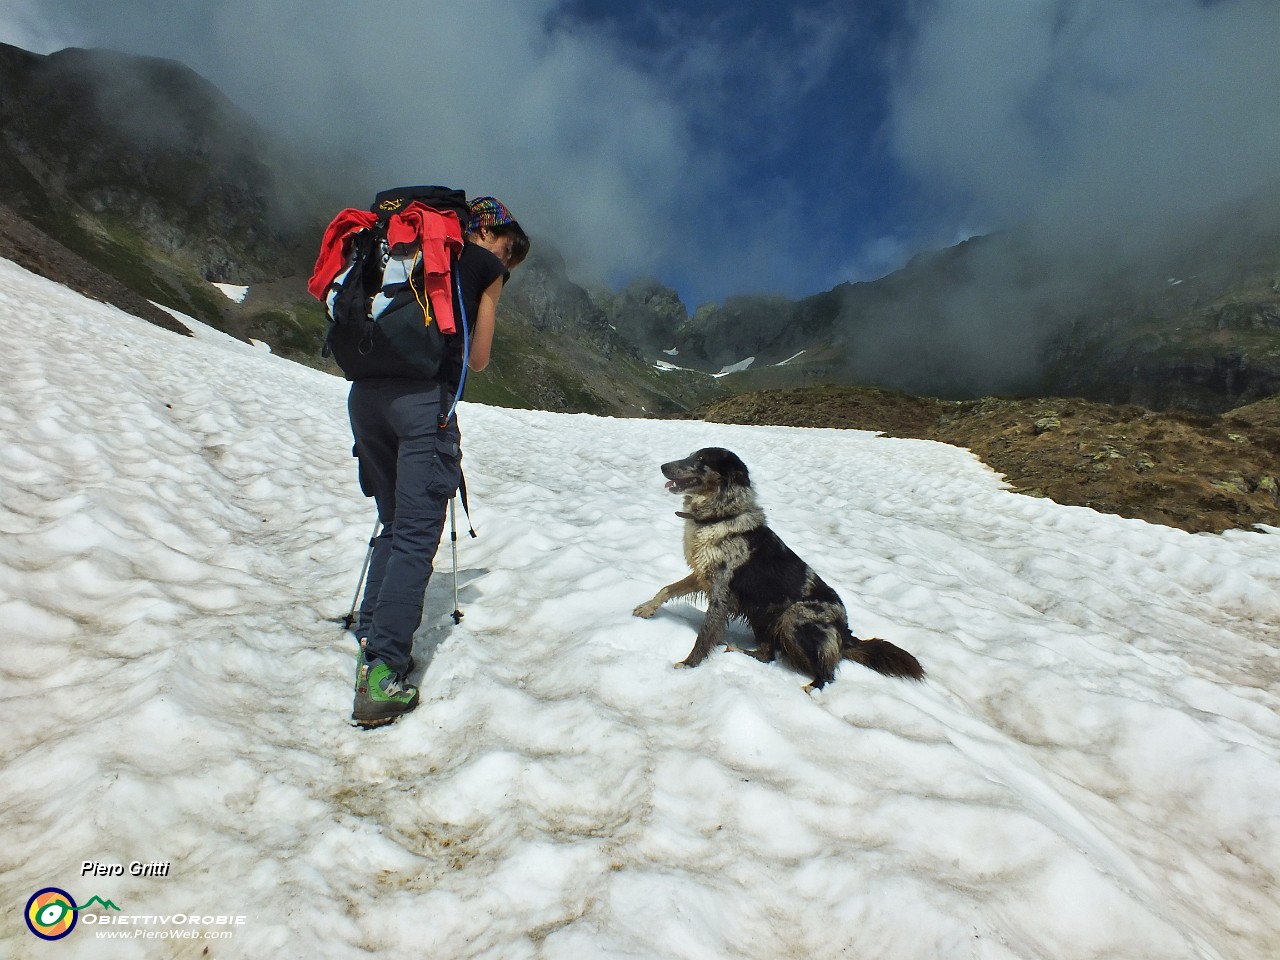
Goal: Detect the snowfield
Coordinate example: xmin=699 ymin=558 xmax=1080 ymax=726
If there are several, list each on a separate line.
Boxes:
xmin=2 ymin=255 xmax=1279 ymax=959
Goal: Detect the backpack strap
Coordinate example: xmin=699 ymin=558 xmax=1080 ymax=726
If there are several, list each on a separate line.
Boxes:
xmin=435 ymin=266 xmax=472 ymax=430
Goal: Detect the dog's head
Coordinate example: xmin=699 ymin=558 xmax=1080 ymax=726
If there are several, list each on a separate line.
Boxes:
xmin=660 ymin=447 xmax=751 ymax=496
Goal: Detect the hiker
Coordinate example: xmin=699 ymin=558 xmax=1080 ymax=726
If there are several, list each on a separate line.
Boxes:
xmin=347 ymin=195 xmax=529 ymax=727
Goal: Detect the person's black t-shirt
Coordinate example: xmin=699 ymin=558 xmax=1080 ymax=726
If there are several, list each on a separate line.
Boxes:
xmin=442 ymin=242 xmax=507 ymax=389
xmin=455 ymin=242 xmax=508 ymax=322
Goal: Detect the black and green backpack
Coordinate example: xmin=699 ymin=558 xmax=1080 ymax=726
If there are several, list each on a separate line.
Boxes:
xmin=313 ymin=185 xmax=471 ymax=389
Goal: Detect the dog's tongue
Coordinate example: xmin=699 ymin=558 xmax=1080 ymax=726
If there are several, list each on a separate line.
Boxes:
xmin=664 ymin=479 xmax=680 ymax=493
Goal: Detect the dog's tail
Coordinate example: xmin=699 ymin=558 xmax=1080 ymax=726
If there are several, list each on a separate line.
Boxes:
xmin=842 ymin=634 xmax=925 ymax=681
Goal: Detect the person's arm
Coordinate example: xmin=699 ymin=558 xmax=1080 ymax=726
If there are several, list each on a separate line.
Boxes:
xmin=466 ymin=274 xmax=504 ymax=371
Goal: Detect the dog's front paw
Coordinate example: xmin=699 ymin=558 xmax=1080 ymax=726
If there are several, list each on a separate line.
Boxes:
xmin=633 ymin=601 xmax=659 ymax=619
xmin=673 ymin=661 xmax=692 ymax=670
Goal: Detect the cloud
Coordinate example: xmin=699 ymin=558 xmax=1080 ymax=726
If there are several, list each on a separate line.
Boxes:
xmin=826 ymin=0 xmax=1280 ymax=398
xmin=0 ymin=1 xmax=720 ymax=293
xmin=887 ymin=0 xmax=1280 ymax=243
xmin=4 ymin=0 xmax=1275 ymax=324
xmin=0 ymin=1 xmax=878 ymax=307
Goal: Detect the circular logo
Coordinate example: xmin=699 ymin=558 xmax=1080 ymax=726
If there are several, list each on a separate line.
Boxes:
xmin=25 ymin=888 xmax=78 ymax=940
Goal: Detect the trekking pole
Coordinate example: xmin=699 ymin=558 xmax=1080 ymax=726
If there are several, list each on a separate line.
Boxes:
xmin=343 ymin=516 xmax=382 ymax=630
xmin=450 ymin=496 xmax=463 ymax=624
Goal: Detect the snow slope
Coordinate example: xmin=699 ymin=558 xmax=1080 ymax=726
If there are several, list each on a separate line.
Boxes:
xmin=2 ymin=256 xmax=1279 ymax=959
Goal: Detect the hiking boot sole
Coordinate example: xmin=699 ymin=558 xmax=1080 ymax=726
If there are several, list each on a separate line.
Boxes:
xmin=351 ymin=713 xmax=407 ymax=729
xmin=351 ymin=692 xmax=420 ymax=728
xmin=350 ymin=703 xmax=419 ymax=729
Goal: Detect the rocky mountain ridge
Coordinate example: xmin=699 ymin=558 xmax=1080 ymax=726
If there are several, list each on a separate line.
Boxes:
xmin=608 ymin=206 xmax=1280 ymax=414
xmin=2 ymin=40 xmax=1278 ymax=425
xmin=0 ymin=43 xmax=315 ymax=282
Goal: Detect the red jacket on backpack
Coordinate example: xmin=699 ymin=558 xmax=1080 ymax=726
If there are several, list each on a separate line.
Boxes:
xmin=308 ymin=203 xmax=464 ymax=334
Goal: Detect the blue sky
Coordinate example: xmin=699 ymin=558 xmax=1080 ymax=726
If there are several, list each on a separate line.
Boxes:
xmin=546 ymin=1 xmax=932 ymax=294
xmin=3 ymin=1 xmax=1279 ymax=311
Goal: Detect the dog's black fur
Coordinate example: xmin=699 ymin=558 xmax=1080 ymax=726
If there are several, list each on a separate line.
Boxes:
xmin=634 ymin=447 xmax=923 ymax=690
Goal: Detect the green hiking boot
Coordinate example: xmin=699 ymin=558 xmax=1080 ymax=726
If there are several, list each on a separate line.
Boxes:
xmin=352 ymin=658 xmax=419 ymax=728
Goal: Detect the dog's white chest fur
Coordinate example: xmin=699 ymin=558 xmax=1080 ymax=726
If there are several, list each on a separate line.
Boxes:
xmin=682 ymin=507 xmax=763 ymax=577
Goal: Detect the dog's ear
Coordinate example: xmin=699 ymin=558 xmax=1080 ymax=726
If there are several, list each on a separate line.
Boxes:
xmin=710 ymin=449 xmax=749 ymax=487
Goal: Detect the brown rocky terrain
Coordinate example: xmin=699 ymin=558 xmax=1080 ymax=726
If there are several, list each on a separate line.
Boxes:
xmin=702 ymin=386 xmax=1280 ymax=535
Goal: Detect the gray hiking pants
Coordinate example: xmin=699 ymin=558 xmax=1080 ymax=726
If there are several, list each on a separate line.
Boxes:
xmin=348 ymin=381 xmax=461 ymax=677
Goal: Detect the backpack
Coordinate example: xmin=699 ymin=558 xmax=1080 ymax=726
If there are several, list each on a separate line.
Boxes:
xmin=309 ymin=186 xmax=471 ymax=395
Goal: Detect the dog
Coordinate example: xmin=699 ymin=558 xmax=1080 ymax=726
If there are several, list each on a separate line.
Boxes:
xmin=633 ymin=447 xmax=923 ymax=690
